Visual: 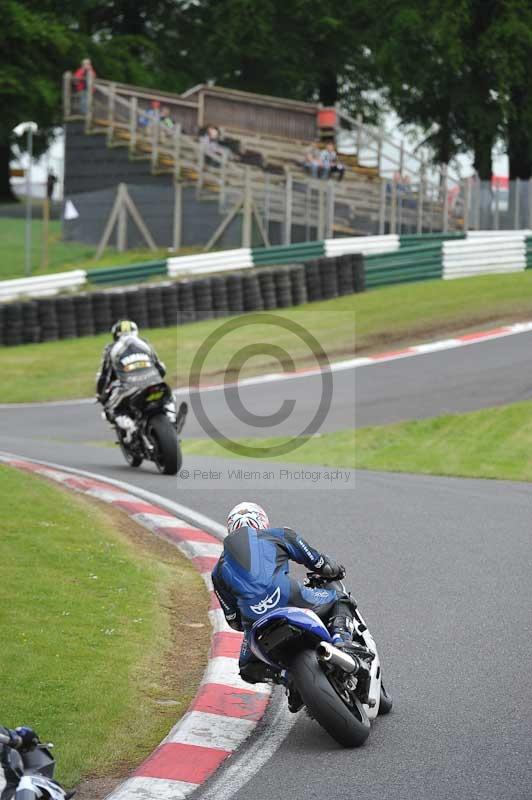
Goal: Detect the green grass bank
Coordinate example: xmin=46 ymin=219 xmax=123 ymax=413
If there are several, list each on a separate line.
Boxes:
xmin=0 ymin=464 xmax=209 ymax=790
xmin=184 ymin=400 xmax=532 ymax=483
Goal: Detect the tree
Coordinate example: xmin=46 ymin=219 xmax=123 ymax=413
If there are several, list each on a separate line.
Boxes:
xmin=0 ymin=1 xmax=76 ymax=201
xmin=176 ymin=0 xmax=378 ymax=113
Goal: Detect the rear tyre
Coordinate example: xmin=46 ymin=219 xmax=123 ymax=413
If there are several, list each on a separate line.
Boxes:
xmin=292 ymin=649 xmax=370 ymax=748
xmin=116 ymin=427 xmax=142 ymax=468
xmin=149 ymin=414 xmax=181 ymax=475
xmin=378 ymin=680 xmax=393 ymax=715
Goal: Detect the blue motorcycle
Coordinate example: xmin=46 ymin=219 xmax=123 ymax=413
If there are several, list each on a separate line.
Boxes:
xmin=249 ymin=574 xmax=392 ymax=747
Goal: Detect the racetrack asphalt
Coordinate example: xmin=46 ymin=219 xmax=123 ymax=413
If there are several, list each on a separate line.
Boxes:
xmin=2 ymin=332 xmax=532 ymax=799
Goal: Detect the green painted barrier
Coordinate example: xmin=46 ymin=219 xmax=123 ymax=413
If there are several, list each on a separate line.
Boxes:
xmin=87 ymin=259 xmax=167 ymax=286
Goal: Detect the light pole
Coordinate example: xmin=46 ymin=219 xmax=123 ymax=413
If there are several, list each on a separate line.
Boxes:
xmin=14 ymin=121 xmax=38 ymax=277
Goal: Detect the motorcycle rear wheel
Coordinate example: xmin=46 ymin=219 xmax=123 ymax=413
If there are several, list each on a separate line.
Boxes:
xmin=117 ymin=427 xmax=142 ymax=467
xmin=292 ymin=649 xmax=370 ymax=748
xmin=149 ymin=414 xmax=181 ymax=475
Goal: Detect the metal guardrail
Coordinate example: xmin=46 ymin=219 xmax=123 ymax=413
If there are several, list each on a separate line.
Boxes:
xmin=0 ymin=270 xmax=87 ymax=302
xmin=87 ymin=260 xmax=167 ymax=285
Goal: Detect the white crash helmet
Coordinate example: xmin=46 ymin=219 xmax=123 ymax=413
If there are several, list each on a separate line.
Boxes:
xmin=227 ymin=502 xmax=270 ymax=533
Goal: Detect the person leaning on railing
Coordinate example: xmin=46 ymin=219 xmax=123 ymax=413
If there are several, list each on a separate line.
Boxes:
xmin=72 ymin=57 xmax=96 ymax=114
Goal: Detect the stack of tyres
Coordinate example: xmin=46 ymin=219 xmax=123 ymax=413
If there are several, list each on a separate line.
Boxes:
xmin=304 ymin=260 xmax=322 ymax=301
xmin=336 ymin=254 xmax=355 ymax=296
xmin=193 ymin=279 xmax=214 ymax=321
xmin=226 ymin=274 xmax=244 ymax=315
xmin=289 ymin=264 xmax=308 ymax=306
xmin=242 ymin=273 xmax=264 ymax=312
xmin=22 ymin=301 xmax=40 ymax=344
xmin=146 ymin=286 xmax=165 ymax=328
xmin=319 ymin=257 xmax=338 ymax=299
xmin=37 ymin=298 xmax=59 ymax=342
xmin=161 ymin=283 xmax=179 ymax=326
xmin=177 ymin=281 xmax=196 ymax=324
xmin=352 ymin=253 xmax=365 ymax=293
xmin=257 ymin=269 xmax=277 ymax=310
xmin=109 ymin=290 xmax=128 ymax=324
xmin=273 ymin=268 xmax=292 ymax=308
xmin=92 ymin=292 xmax=113 ymax=334
xmin=211 ymin=275 xmax=230 ymax=318
xmin=74 ymin=294 xmax=95 ymax=337
xmin=123 ymin=288 xmax=148 ymax=328
xmin=4 ymin=303 xmax=24 ymax=346
xmin=56 ymin=297 xmax=77 ymax=340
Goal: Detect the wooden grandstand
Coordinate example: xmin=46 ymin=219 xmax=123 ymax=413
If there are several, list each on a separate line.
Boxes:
xmin=63 ymin=73 xmax=461 ymax=242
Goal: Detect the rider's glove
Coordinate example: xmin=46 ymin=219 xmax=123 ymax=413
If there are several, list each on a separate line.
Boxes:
xmin=15 ymin=726 xmax=38 ymax=751
xmin=319 ymin=558 xmax=346 ymax=580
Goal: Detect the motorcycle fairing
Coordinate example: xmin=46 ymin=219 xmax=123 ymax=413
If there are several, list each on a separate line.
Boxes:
xmin=249 ymin=606 xmax=332 ymax=668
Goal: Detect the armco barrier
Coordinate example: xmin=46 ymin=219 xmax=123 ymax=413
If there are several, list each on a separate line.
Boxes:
xmin=0 ymin=270 xmax=86 ymax=302
xmin=87 ymin=259 xmax=167 ymax=285
xmin=442 ymin=234 xmax=527 ymax=279
xmin=168 ymin=248 xmax=253 ymax=278
xmin=324 ymin=235 xmax=399 ymax=258
xmin=364 ymin=241 xmax=444 ymax=288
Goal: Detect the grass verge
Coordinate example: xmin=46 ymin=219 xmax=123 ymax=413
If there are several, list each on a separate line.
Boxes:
xmin=183 ymin=400 xmax=532 ymax=482
xmin=0 ymin=464 xmax=210 ymax=792
xmin=0 ymin=217 xmax=197 ymax=280
xmin=3 ymin=269 xmax=532 ymax=403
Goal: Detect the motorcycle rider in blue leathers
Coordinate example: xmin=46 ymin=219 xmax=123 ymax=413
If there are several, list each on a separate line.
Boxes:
xmin=212 ymin=502 xmax=372 ymax=705
xmin=0 ymin=726 xmax=39 ymax=800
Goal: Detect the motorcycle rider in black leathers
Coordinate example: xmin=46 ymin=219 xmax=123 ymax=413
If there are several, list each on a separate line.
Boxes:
xmin=212 ymin=502 xmax=374 ymax=707
xmin=96 ymin=319 xmax=166 ymax=425
xmin=0 ymin=726 xmax=38 ymax=800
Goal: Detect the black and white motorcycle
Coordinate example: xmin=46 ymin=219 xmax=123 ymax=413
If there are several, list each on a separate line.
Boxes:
xmin=0 ymin=732 xmax=74 ymax=800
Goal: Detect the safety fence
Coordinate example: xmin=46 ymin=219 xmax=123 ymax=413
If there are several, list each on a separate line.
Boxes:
xmin=0 ymin=254 xmax=364 ymax=347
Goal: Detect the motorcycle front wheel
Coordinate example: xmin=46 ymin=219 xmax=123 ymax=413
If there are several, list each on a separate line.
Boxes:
xmin=148 ymin=414 xmax=181 ymax=475
xmin=291 ymin=649 xmax=370 ymax=748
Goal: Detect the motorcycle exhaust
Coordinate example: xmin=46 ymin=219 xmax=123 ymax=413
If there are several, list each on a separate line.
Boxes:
xmin=316 ymin=641 xmax=359 ymax=674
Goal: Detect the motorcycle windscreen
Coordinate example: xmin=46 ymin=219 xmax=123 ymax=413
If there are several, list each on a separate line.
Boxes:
xmin=23 ymin=746 xmax=56 ymax=778
xmin=249 ymin=606 xmax=332 ymax=668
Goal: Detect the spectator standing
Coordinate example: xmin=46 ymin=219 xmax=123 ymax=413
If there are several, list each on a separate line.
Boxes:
xmin=138 ymin=100 xmax=160 ymax=129
xmin=320 ymin=141 xmax=345 ymax=182
xmin=73 ymin=58 xmax=96 ymax=114
xmin=303 ymin=140 xmax=322 ymax=179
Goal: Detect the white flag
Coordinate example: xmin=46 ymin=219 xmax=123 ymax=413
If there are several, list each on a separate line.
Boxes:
xmin=64 ymin=199 xmax=79 ymax=220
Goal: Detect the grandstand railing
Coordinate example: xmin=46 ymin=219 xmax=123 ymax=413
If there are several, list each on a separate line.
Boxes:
xmin=62 ymin=72 xmax=465 ymax=240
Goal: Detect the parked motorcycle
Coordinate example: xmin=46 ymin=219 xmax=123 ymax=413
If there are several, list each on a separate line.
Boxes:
xmin=0 ymin=731 xmax=74 ymax=800
xmin=249 ymin=573 xmax=392 ymax=747
xmin=113 ymin=383 xmax=187 ymax=475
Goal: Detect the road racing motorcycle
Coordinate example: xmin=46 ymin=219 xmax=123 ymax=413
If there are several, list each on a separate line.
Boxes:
xmin=249 ymin=573 xmax=392 ymax=747
xmin=0 ymin=731 xmax=74 ymax=800
xmin=113 ymin=383 xmax=187 ymax=476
